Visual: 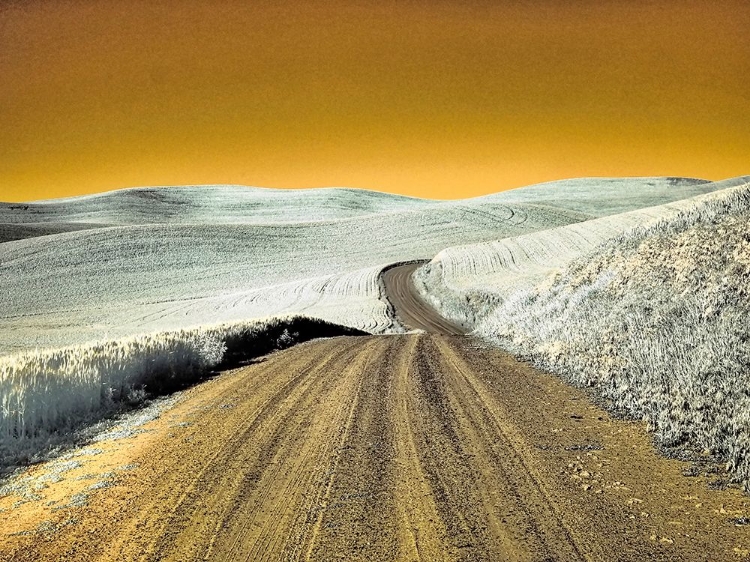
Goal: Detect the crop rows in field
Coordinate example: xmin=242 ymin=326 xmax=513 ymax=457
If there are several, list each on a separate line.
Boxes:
xmin=0 ymin=186 xmax=584 ymax=352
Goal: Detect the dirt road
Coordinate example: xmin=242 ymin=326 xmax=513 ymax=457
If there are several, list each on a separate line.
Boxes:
xmin=2 ymin=265 xmax=750 ymax=561
xmin=382 ymin=262 xmax=466 ymax=335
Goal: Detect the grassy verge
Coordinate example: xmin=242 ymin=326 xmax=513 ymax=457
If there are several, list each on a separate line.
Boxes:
xmin=0 ymin=315 xmax=366 ymax=467
xmin=478 ymin=183 xmax=750 ymax=486
xmin=417 ymin=182 xmax=750 ymax=488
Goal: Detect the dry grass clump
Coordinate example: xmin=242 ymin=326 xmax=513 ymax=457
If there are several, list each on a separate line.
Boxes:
xmin=477 ymin=183 xmax=750 ymax=486
xmin=0 ymin=315 xmax=364 ymax=467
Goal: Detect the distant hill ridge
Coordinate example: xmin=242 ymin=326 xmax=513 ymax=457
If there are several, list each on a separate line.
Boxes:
xmin=0 ymin=176 xmax=736 ymax=228
xmin=0 ymin=175 xmax=745 ymax=354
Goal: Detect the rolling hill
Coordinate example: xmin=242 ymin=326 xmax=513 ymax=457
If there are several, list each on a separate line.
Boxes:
xmin=413 ymin=177 xmax=750 ymax=486
xmin=0 ymin=177 xmax=729 ymax=353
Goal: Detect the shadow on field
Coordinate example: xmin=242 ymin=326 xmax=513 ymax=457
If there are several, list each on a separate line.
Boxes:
xmin=141 ymin=317 xmax=369 ymax=396
xmin=214 ymin=317 xmax=369 ymax=372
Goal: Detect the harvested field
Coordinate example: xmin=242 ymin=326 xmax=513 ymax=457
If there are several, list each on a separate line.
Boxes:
xmin=414 ymin=176 xmax=750 ymax=327
xmin=3 ymin=178 xmax=749 ymax=560
xmin=1 ymin=270 xmax=749 ymax=561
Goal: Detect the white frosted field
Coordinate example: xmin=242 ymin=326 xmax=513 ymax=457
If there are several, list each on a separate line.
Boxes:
xmin=1 ymin=177 xmax=716 ymax=228
xmin=412 ymin=177 xmax=750 ymax=486
xmin=0 ymin=198 xmax=577 ymax=353
xmin=414 ymin=176 xmax=750 ymax=327
xmin=0 ymin=186 xmax=430 ymax=229
xmin=0 ymin=177 xmax=727 ymax=354
xmin=0 ymin=176 xmax=738 ymax=461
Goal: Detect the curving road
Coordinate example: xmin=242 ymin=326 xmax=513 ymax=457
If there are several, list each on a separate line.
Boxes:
xmin=382 ymin=262 xmax=466 ymax=335
xmin=2 ymin=266 xmax=748 ymax=561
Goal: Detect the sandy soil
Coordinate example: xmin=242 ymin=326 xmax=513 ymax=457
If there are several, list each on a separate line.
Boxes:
xmin=1 ymin=266 xmax=749 ymax=560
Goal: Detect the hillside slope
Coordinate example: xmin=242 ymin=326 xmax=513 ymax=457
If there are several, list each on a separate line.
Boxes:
xmin=423 ymin=180 xmax=750 ymax=486
xmin=0 ymin=201 xmax=580 ymax=353
xmin=0 ymin=176 xmax=735 ymax=354
xmin=0 ymin=176 xmax=720 ymax=230
xmin=480 ymin=176 xmax=716 ymax=216
xmin=0 ymin=186 xmax=430 ymax=227
xmin=414 ymin=176 xmax=749 ymax=327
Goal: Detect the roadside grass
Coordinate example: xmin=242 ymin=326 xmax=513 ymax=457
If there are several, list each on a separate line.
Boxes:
xmin=422 ymin=182 xmax=750 ymax=488
xmin=412 ymin=177 xmax=750 ymax=332
xmin=0 ymin=316 xmax=365 ymax=469
xmin=483 ymin=183 xmax=750 ymax=486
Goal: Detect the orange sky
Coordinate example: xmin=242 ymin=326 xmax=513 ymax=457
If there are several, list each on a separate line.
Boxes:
xmin=1 ymin=0 xmax=748 ymax=202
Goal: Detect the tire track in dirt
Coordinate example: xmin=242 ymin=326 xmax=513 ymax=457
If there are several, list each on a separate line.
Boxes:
xmin=406 ymin=335 xmax=510 ymax=560
xmin=208 ymin=339 xmax=380 ymax=562
xmin=145 ymin=344 xmax=353 ymax=560
xmin=389 ymin=335 xmax=451 ymax=562
xmin=382 ymin=263 xmax=466 ymax=335
xmin=125 ymin=338 xmax=362 ymax=561
xmin=431 ymin=336 xmax=588 ymax=560
xmin=302 ymin=336 xmax=402 ymax=560
xmin=3 ymin=266 xmax=750 ymax=560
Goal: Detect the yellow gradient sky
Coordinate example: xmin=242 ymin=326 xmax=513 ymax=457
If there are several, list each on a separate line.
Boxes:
xmin=1 ymin=0 xmax=748 ymax=202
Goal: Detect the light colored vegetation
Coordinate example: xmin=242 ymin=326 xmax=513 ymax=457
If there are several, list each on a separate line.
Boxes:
xmin=0 ymin=177 xmax=740 ymax=468
xmin=417 ymin=179 xmax=750 ymax=487
xmin=0 ymin=183 xmax=581 ymax=352
xmin=1 ymin=178 xmax=729 ymax=353
xmin=0 ymin=181 xmax=579 ymax=462
xmin=0 ymin=177 xmax=720 ymax=226
xmin=0 ymin=185 xmax=430 ymax=226
xmin=0 ymin=315 xmax=359 ymax=465
xmin=478 ymin=175 xmax=723 ymax=216
xmin=414 ymin=176 xmax=750 ymax=328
